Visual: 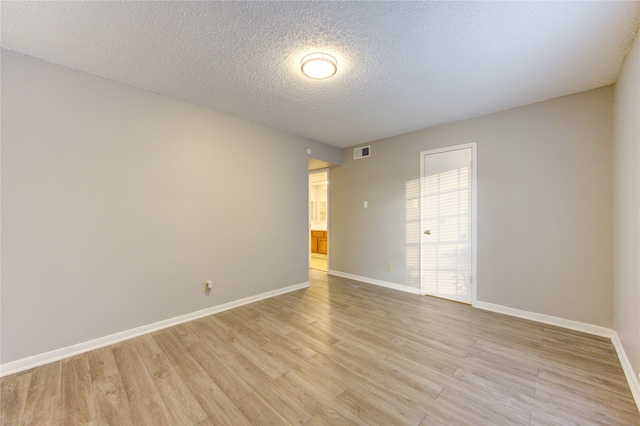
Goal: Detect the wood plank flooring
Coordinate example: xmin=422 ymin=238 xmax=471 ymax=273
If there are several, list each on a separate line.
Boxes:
xmin=2 ymin=270 xmax=639 ymax=425
xmin=310 ymin=254 xmax=327 ymax=272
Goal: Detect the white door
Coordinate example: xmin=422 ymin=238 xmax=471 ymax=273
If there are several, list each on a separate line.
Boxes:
xmin=420 ymin=144 xmax=476 ymax=304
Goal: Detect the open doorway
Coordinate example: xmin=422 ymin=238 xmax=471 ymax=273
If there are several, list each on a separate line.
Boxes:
xmin=309 ymin=169 xmax=328 ymax=271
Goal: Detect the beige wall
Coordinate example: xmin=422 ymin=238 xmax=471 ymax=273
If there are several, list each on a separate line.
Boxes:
xmin=331 ymin=86 xmax=614 ymax=327
xmin=614 ymin=31 xmax=640 ymax=387
xmin=0 ymin=50 xmax=341 ymax=364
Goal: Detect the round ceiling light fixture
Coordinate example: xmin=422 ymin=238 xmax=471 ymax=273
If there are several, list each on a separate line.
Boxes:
xmin=301 ymin=52 xmax=337 ymax=79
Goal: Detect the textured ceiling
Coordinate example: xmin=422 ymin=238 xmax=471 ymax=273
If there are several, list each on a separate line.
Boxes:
xmin=2 ymin=1 xmax=639 ymax=148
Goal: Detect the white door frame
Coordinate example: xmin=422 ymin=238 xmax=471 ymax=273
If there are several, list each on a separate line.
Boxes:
xmin=419 ymin=143 xmax=477 ymax=305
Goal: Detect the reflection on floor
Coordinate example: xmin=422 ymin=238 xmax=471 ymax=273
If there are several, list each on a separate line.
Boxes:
xmin=310 ymin=253 xmax=327 ymax=271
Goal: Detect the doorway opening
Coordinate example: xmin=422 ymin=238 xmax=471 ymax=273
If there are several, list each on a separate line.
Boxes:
xmin=309 ymin=169 xmax=329 ymax=271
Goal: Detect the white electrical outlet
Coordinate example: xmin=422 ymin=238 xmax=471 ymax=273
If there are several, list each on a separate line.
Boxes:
xmin=204 ymin=280 xmax=212 ymax=295
xmin=387 ymin=262 xmax=393 ymax=271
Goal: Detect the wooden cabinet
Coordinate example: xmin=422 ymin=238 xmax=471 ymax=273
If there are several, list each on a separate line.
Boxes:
xmin=311 ymin=230 xmax=327 ymax=255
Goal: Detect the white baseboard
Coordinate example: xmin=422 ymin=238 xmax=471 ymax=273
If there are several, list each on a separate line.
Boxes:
xmin=611 ymin=332 xmax=640 ymax=411
xmin=328 ymin=270 xmax=421 ymax=295
xmin=473 ymin=300 xmax=614 ymax=338
xmin=0 ymin=281 xmax=310 ymax=377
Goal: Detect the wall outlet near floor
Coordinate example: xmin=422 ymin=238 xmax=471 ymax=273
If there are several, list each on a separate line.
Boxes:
xmin=204 ymin=280 xmax=212 ymax=295
xmin=387 ymin=262 xmax=393 ymax=271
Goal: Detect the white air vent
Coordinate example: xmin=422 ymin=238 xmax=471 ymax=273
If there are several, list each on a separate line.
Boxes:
xmin=354 ymin=146 xmax=371 ymax=160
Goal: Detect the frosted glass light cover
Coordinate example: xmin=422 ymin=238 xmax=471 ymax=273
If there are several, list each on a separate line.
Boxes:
xmin=301 ymin=53 xmax=337 ymax=79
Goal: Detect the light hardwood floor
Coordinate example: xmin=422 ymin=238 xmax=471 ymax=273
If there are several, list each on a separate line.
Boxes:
xmin=2 ymin=270 xmax=639 ymax=425
xmin=310 ymin=254 xmax=328 ymax=272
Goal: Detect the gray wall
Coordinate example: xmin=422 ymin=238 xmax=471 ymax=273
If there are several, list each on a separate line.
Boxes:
xmin=614 ymin=31 xmax=640 ymax=387
xmin=0 ymin=50 xmax=341 ymax=364
xmin=331 ymin=86 xmax=614 ymax=327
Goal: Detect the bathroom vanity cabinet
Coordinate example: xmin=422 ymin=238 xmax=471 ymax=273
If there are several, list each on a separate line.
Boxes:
xmin=311 ymin=230 xmax=327 ymax=254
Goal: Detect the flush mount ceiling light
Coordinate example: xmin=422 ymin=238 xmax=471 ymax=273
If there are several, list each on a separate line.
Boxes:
xmin=301 ymin=53 xmax=337 ymax=79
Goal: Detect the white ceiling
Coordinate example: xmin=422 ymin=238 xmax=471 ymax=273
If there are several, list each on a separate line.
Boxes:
xmin=2 ymin=1 xmax=639 ymax=148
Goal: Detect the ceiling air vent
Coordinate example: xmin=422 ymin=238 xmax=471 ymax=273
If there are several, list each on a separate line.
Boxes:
xmin=354 ymin=146 xmax=371 ymax=160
